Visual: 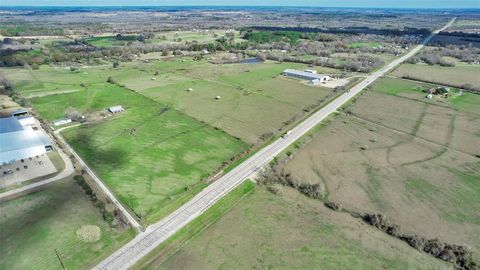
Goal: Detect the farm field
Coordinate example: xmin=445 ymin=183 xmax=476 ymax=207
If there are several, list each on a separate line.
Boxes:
xmin=136 ymin=60 xmax=340 ymax=144
xmin=348 ymin=41 xmax=382 ymax=48
xmin=2 ymin=59 xmax=343 ymax=144
xmin=283 ymin=77 xmax=480 ymax=262
xmin=142 ymin=185 xmax=451 ymax=269
xmin=29 ymin=83 xmax=248 ymax=224
xmin=1 ymin=57 xmax=344 ymax=223
xmin=149 ymin=30 xmax=244 ymax=44
xmin=0 ymin=179 xmax=134 ymax=270
xmin=391 ymin=63 xmax=480 ymax=88
xmin=82 ymin=30 xmax=243 ymax=48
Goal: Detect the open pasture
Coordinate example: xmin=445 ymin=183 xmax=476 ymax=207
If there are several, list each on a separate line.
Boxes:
xmin=284 ymin=77 xmax=480 ymax=261
xmin=136 ymin=60 xmax=340 ymax=144
xmin=5 ymin=57 xmax=345 ymax=222
xmin=0 ymin=179 xmax=134 ymax=270
xmin=392 ymin=63 xmax=480 ymax=88
xmin=29 ymin=83 xmax=248 ymax=223
xmin=146 ymin=186 xmax=450 ymax=269
xmin=149 ymin=30 xmax=244 ymax=44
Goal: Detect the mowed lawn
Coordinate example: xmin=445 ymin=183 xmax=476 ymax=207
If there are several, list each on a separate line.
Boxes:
xmin=30 ymin=84 xmax=248 ymax=224
xmin=391 ymin=63 xmax=480 ymax=88
xmin=0 ymin=179 xmax=134 ymax=270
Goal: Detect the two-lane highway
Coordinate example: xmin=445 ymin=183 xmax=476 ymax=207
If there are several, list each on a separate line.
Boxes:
xmin=93 ymin=18 xmax=455 ymax=270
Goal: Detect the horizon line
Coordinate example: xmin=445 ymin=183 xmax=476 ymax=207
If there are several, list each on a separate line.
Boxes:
xmin=1 ymin=5 xmax=479 ymax=10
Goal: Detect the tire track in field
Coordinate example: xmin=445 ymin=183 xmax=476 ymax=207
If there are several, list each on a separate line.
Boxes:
xmin=400 ymin=114 xmax=456 ymax=167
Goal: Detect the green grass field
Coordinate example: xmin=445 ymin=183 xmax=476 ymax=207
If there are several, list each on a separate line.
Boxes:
xmin=373 ymin=76 xmax=480 ymax=116
xmin=392 ymin=63 xmax=480 ymax=89
xmin=84 ymin=35 xmax=142 ymax=47
xmin=2 ymin=57 xmax=343 ymax=223
xmin=2 ymin=59 xmax=342 ymax=143
xmin=148 ymin=30 xmax=245 ymax=44
xmin=0 ymin=179 xmax=134 ymax=270
xmin=348 ymin=41 xmax=382 ymax=48
xmin=31 ymin=84 xmax=248 ymax=224
xmin=136 ymin=60 xmax=338 ymax=144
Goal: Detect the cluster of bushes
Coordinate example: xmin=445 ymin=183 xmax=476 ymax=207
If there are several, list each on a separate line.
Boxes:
xmin=258 ymin=165 xmax=325 ymax=200
xmin=245 ymin=26 xmax=431 ymax=38
xmin=243 ymin=30 xmax=316 ymax=45
xmin=0 ymin=75 xmax=30 ymax=107
xmin=408 ymin=51 xmax=454 ymax=67
xmin=363 ymin=213 xmax=477 ymax=270
xmin=408 ymin=45 xmax=480 ymax=66
xmin=74 ymin=175 xmax=117 ymax=225
xmin=256 ymin=50 xmax=384 ymax=72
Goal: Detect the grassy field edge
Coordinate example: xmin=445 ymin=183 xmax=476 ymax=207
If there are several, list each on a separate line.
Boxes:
xmin=133 ymin=180 xmax=255 ymax=269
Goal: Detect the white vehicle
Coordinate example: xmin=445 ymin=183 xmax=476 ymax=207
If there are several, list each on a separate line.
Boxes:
xmin=282 ymin=130 xmax=293 ymax=139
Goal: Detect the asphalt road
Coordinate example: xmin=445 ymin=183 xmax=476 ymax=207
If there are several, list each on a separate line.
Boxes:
xmin=93 ymin=18 xmax=455 ymax=270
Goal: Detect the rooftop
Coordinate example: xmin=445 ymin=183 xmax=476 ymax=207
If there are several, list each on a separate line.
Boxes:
xmin=283 ymin=69 xmax=328 ymax=80
xmin=0 ymin=117 xmax=24 ymax=133
xmin=0 ymin=117 xmax=52 ymax=164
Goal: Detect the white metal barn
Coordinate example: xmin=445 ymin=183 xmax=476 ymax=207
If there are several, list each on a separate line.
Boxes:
xmin=283 ymin=69 xmax=330 ymax=83
xmin=0 ymin=117 xmax=52 ymax=164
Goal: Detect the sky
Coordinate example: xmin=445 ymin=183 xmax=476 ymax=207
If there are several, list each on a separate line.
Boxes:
xmin=1 ymin=0 xmax=479 ymax=9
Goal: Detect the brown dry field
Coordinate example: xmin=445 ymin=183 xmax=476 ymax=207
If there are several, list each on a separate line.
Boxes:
xmin=285 ymin=84 xmax=480 ymax=262
xmin=153 ymin=186 xmax=450 ymax=270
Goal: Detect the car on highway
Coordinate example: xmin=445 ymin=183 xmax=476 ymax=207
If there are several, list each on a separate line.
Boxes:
xmin=282 ymin=130 xmax=293 ymax=139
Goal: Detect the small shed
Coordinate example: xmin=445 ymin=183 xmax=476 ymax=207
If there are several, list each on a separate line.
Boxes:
xmin=108 ymin=105 xmax=125 ymax=114
xmin=187 ymin=88 xmax=193 ymax=92
xmin=215 ymin=96 xmax=221 ymax=100
xmin=53 ymin=118 xmax=72 ymax=127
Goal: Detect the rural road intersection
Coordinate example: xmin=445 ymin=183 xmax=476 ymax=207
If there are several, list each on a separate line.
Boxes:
xmin=93 ymin=18 xmax=456 ymax=270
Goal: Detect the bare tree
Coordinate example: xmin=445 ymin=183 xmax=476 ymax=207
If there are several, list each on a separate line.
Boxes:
xmin=65 ymin=107 xmax=82 ymax=121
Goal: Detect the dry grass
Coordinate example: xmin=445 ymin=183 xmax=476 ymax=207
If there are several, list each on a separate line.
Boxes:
xmin=76 ymin=225 xmax=101 ymax=243
xmin=285 ymin=81 xmax=480 ymax=262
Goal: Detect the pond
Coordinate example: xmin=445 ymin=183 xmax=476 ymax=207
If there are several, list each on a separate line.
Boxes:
xmin=238 ymin=58 xmax=264 ymax=64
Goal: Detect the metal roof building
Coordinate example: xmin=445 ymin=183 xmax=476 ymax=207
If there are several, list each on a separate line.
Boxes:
xmin=0 ymin=117 xmax=23 ymax=133
xmin=17 ymin=115 xmax=36 ymax=126
xmin=283 ymin=69 xmax=330 ymax=82
xmin=0 ymin=117 xmax=52 ymax=164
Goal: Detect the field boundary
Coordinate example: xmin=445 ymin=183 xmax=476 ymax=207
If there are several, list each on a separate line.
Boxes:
xmin=54 ymin=129 xmax=143 ymax=231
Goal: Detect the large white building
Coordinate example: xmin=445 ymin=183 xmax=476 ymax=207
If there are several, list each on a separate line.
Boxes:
xmin=0 ymin=117 xmax=52 ymax=165
xmin=283 ymin=69 xmax=331 ymax=84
